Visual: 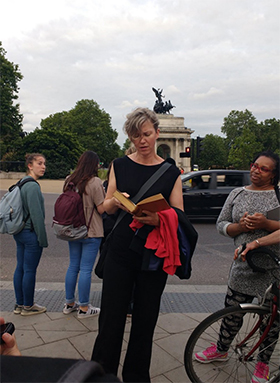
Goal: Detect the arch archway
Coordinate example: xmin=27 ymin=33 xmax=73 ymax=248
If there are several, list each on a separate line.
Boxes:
xmin=156 ymin=114 xmax=194 ymax=172
xmin=157 ymin=144 xmax=171 ymax=159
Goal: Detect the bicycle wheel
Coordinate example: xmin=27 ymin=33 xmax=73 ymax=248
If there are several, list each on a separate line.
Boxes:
xmin=184 ymin=305 xmax=280 ymax=383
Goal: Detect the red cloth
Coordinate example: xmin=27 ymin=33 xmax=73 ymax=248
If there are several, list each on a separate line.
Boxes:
xmin=129 ymin=209 xmax=181 ymax=275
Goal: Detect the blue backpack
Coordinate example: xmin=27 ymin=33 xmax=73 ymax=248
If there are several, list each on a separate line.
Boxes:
xmin=0 ymin=178 xmax=38 ymax=235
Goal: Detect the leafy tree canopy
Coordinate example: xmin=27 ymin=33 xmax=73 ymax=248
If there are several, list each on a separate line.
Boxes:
xmin=41 ymin=99 xmax=121 ymax=165
xmin=0 ymin=42 xmax=24 ymax=158
xmin=198 ymin=134 xmax=228 ymax=169
xmin=256 ymin=118 xmax=280 ymax=155
xmin=227 ymin=127 xmax=263 ymax=169
xmin=221 ymin=109 xmax=258 ymax=149
xmin=19 ymin=126 xmax=84 ymax=178
xmin=197 ymin=110 xmax=279 ymax=170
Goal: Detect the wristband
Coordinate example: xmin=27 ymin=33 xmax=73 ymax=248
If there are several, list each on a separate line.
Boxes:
xmin=255 ymin=239 xmax=261 ymax=247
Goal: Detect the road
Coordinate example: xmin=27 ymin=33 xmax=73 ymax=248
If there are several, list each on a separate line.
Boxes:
xmin=0 ymin=192 xmax=235 ymax=285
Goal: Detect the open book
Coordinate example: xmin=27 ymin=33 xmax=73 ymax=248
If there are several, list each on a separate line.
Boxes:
xmin=113 ymin=190 xmax=170 ymax=217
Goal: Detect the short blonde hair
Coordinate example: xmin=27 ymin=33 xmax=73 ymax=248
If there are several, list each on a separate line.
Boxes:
xmin=123 ymin=108 xmax=159 ymax=139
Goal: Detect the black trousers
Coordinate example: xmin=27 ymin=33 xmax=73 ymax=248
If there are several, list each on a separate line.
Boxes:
xmin=91 ymin=254 xmax=168 ymax=383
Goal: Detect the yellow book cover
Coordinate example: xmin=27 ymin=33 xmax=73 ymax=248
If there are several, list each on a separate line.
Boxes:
xmin=113 ymin=190 xmax=170 ymax=217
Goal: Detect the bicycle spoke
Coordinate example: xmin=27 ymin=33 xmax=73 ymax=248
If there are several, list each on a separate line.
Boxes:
xmin=184 ymin=306 xmax=280 ymax=383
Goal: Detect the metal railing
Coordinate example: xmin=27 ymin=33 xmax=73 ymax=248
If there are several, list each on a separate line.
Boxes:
xmin=0 ymin=161 xmax=25 ymax=172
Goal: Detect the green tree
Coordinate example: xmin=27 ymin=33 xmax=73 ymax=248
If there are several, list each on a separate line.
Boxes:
xmin=256 ymin=118 xmax=280 ymax=155
xmin=198 ymin=134 xmax=228 ymax=169
xmin=41 ymin=100 xmax=120 ymax=165
xmin=221 ymin=110 xmax=279 ymax=167
xmin=0 ymin=42 xmax=24 ymax=159
xmin=221 ymin=109 xmax=258 ymax=150
xmin=228 ymin=127 xmax=263 ymax=169
xmin=20 ymin=126 xmax=84 ymax=178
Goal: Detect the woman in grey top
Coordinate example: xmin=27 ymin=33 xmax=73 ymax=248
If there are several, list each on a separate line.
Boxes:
xmin=195 ymin=151 xmax=280 ymax=383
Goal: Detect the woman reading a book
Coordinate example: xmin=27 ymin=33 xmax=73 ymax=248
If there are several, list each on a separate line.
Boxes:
xmin=91 ymin=108 xmax=183 ymax=382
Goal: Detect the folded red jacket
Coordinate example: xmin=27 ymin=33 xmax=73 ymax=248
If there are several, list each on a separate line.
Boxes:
xmin=129 ymin=209 xmax=181 ymax=275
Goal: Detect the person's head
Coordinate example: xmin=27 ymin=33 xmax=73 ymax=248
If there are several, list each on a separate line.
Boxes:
xmin=250 ymin=151 xmax=280 ymax=190
xmin=123 ymin=108 xmax=159 ymax=141
xmin=65 ymin=151 xmax=100 ymax=194
xmin=25 ymin=153 xmax=46 ymax=180
xmin=123 ymin=108 xmax=160 ymax=155
xmin=192 ymin=176 xmax=202 ymax=188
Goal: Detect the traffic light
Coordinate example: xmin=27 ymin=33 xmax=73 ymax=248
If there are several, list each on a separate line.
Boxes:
xmin=180 ymin=147 xmax=191 ymax=158
xmin=185 ymin=147 xmax=191 ymax=157
xmin=196 ymin=137 xmax=204 ymax=158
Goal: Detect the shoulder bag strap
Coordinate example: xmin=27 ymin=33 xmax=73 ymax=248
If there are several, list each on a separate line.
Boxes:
xmin=19 ymin=177 xmax=39 ymax=229
xmin=231 ymin=187 xmax=245 ymax=206
xmin=86 ymin=207 xmax=95 ymax=229
xmin=112 ymin=162 xmax=172 ymax=230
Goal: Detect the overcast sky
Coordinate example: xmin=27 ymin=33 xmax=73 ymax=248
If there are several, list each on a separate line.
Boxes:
xmin=1 ymin=0 xmax=279 ymax=145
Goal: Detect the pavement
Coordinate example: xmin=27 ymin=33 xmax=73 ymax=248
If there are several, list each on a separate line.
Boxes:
xmin=0 ymin=176 xmax=227 ymax=382
xmin=0 ymin=282 xmax=227 ymax=383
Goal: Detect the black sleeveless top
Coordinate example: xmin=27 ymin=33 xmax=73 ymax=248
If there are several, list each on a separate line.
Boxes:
xmin=109 ymin=156 xmax=180 ymax=269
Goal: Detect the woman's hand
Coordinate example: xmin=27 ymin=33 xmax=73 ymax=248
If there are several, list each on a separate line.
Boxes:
xmin=238 ymin=212 xmax=251 ymax=233
xmin=113 ymin=192 xmax=132 ymax=213
xmin=244 ymin=213 xmax=267 ymax=231
xmin=0 ymin=318 xmax=21 ymax=356
xmin=234 ymin=240 xmax=259 ymax=262
xmin=133 ymin=211 xmax=160 ymax=226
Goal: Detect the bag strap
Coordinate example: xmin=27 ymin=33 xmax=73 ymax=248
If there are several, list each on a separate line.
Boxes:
xmin=18 ymin=178 xmax=39 ymax=229
xmin=275 ymin=185 xmax=280 ymax=203
xmin=131 ymin=162 xmax=171 ymax=203
xmin=112 ymin=162 xmax=172 ymax=231
xmin=86 ymin=207 xmax=95 ymax=228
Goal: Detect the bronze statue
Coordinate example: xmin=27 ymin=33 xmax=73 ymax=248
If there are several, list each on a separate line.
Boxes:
xmin=152 ymin=88 xmax=175 ymax=114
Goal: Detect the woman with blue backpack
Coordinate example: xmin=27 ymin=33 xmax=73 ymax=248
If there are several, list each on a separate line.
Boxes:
xmin=13 ymin=153 xmax=48 ymax=316
xmin=62 ymin=151 xmax=105 ymax=319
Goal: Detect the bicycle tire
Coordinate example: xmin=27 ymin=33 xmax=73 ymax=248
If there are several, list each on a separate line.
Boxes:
xmin=184 ymin=305 xmax=280 ymax=383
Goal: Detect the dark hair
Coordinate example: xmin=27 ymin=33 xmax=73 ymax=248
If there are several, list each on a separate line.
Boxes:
xmin=64 ymin=151 xmax=99 ymax=195
xmin=25 ymin=153 xmax=46 ymax=174
xmin=253 ymin=150 xmax=280 ymax=200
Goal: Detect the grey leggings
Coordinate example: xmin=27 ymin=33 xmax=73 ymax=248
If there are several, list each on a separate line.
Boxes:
xmin=217 ymin=287 xmax=279 ymax=363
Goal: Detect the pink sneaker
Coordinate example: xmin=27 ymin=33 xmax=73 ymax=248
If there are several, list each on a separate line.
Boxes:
xmin=195 ymin=343 xmax=228 ymax=363
xmin=251 ymin=361 xmax=269 ymax=383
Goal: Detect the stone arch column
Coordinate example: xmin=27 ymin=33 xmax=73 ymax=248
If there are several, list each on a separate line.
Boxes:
xmin=156 ymin=115 xmax=194 ymax=172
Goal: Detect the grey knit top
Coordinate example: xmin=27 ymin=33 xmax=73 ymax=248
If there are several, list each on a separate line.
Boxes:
xmin=216 ymin=187 xmax=280 ymax=297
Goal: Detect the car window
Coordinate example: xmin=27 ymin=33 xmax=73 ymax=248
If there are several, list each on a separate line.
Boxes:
xmin=182 ymin=175 xmax=211 ymax=190
xmin=217 ymin=174 xmax=244 ymax=188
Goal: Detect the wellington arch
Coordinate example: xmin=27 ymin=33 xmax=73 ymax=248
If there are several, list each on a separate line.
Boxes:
xmin=156 ymin=114 xmax=194 ymax=173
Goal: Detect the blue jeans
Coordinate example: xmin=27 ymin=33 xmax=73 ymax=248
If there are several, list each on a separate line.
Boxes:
xmin=13 ymin=229 xmax=43 ymax=307
xmin=65 ymin=237 xmax=102 ymax=306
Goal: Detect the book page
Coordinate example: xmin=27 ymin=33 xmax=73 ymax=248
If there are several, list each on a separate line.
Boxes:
xmin=113 ymin=191 xmax=170 ymax=216
xmin=137 ymin=193 xmax=165 ymax=205
xmin=136 ymin=193 xmax=170 ymax=214
xmin=113 ymin=190 xmax=137 ymax=213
